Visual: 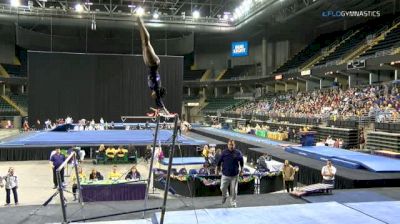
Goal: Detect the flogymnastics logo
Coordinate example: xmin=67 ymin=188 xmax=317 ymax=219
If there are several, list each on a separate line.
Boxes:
xmin=322 ymin=10 xmax=380 ymax=17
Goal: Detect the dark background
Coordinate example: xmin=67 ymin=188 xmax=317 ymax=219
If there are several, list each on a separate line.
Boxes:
xmin=28 ymin=51 xmax=183 ymax=123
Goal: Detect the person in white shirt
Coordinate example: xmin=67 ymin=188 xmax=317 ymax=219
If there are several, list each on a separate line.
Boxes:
xmin=0 ymin=167 xmax=18 ymax=206
xmin=321 ymin=160 xmax=336 ymax=185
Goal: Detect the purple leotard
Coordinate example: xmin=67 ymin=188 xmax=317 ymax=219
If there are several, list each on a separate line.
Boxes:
xmin=147 ymin=66 xmax=164 ymax=108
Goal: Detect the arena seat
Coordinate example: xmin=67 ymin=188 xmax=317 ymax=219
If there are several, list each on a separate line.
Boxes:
xmin=359 ymin=26 xmax=400 ymax=58
xmin=184 ymin=69 xmax=205 ymax=80
xmin=221 ymin=64 xmax=255 ymax=80
xmin=0 ymin=97 xmax=19 ymax=116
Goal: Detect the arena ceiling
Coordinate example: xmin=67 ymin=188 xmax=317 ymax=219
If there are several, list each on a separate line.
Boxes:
xmin=0 ymin=0 xmax=398 ymax=33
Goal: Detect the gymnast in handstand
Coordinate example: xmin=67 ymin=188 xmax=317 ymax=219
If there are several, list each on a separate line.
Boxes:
xmin=137 ymin=17 xmax=169 ymax=115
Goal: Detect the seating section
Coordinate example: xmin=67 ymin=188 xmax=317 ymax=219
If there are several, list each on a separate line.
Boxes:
xmin=315 ymin=15 xmax=398 ymax=65
xmin=0 ymin=48 xmax=27 ymax=77
xmin=184 ymin=69 xmax=205 ymax=80
xmin=203 ymin=98 xmax=244 ymax=112
xmin=0 ymin=97 xmax=19 ymax=116
xmin=10 ymin=94 xmax=28 ymax=110
xmin=183 ymin=95 xmax=200 ymax=101
xmin=274 ymin=31 xmax=343 ymax=74
xmin=359 ymin=26 xmax=400 ymax=57
xmin=222 ymin=65 xmax=255 ymax=80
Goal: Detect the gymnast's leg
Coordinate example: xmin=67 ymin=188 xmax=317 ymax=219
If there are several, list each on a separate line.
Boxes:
xmin=137 ymin=17 xmax=160 ymax=68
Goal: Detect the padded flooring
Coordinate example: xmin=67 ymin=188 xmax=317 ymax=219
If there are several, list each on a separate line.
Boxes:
xmin=0 ymin=130 xmax=206 ymax=147
xmin=152 ymin=201 xmax=394 ymax=224
xmin=302 ymin=190 xmax=395 ymax=203
xmin=286 ymin=146 xmax=400 ymax=172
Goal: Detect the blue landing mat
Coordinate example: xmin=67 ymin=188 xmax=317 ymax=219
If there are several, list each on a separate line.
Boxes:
xmin=345 ymin=201 xmax=400 ymax=224
xmin=302 ymin=191 xmax=395 ymax=203
xmin=0 ymin=130 xmax=206 ymax=147
xmin=200 ymin=127 xmax=281 ymax=146
xmin=152 ymin=202 xmax=387 ymax=224
xmin=285 ymin=146 xmax=400 ymax=172
xmin=160 ymin=157 xmax=206 ymax=165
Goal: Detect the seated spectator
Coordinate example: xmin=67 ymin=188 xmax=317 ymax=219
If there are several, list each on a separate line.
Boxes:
xmin=71 ymin=167 xmax=87 ymax=201
xmin=6 ymin=120 xmax=13 ymax=129
xmin=198 ymin=162 xmax=212 ymax=176
xmin=23 ymin=120 xmax=30 ymax=132
xmin=333 ymin=139 xmax=340 ymax=148
xmin=89 ymin=168 xmax=103 ymax=181
xmin=125 ymin=165 xmax=141 ymax=180
xmin=105 ymin=146 xmax=116 ymax=159
xmin=115 ymin=146 xmax=128 ymax=158
xmin=108 ymin=165 xmax=122 ymax=180
xmin=256 ymin=153 xmax=271 ymax=172
xmin=178 ymin=168 xmax=188 ymax=176
xmin=97 ymin=144 xmax=106 ymax=159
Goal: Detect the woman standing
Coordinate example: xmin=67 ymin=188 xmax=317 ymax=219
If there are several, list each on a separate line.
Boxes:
xmin=282 ymin=160 xmax=295 ymax=193
xmin=0 ymin=167 xmax=19 ymax=206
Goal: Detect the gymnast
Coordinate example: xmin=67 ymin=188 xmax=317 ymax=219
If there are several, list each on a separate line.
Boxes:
xmin=137 ymin=17 xmax=169 ymax=115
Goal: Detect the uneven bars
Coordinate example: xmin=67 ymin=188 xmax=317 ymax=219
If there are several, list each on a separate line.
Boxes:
xmin=121 ymin=115 xmax=176 ymax=120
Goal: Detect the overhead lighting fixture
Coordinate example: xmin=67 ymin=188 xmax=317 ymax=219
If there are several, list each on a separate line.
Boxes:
xmin=10 ymin=0 xmax=20 ymax=7
xmin=136 ymin=6 xmax=144 ymax=16
xmin=128 ymin=4 xmax=136 ymax=8
xmin=223 ymin=14 xmax=229 ymax=20
xmin=153 ymin=12 xmax=159 ymax=19
xmin=75 ymin=3 xmax=84 ymax=12
xmin=192 ymin=10 xmax=200 ymax=19
xmin=84 ymin=2 xmax=93 ymax=5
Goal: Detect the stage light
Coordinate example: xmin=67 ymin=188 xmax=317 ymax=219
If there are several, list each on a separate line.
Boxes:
xmin=75 ymin=3 xmax=83 ymax=12
xmin=230 ymin=17 xmax=235 ymax=22
xmin=153 ymin=12 xmax=159 ymax=19
xmin=223 ymin=14 xmax=229 ymax=20
xmin=10 ymin=0 xmax=20 ymax=7
xmin=192 ymin=10 xmax=200 ymax=19
xmin=136 ymin=6 xmax=144 ymax=16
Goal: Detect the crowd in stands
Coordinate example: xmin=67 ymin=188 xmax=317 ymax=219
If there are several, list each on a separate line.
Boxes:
xmin=232 ymin=84 xmax=400 ymax=122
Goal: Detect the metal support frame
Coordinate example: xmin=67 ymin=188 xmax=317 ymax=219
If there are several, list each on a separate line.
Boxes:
xmin=56 ymin=152 xmax=81 ymax=224
xmin=160 ymin=114 xmax=179 ymax=224
xmin=67 ymin=114 xmax=179 ymax=223
xmin=143 ymin=115 xmax=161 ymax=218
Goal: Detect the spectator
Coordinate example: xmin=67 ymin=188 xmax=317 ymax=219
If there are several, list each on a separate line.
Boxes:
xmin=50 ymin=148 xmax=65 ymax=189
xmin=23 ymin=120 xmax=30 ymax=132
xmin=0 ymin=167 xmax=18 ymax=206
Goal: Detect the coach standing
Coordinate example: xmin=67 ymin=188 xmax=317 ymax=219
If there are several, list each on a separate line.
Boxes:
xmin=50 ymin=148 xmax=65 ymax=189
xmin=216 ymin=140 xmax=244 ymax=208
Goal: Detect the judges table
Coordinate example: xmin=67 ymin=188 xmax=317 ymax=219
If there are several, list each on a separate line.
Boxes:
xmin=81 ymin=180 xmax=147 ymax=202
xmin=153 ymin=169 xmax=254 ymax=197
